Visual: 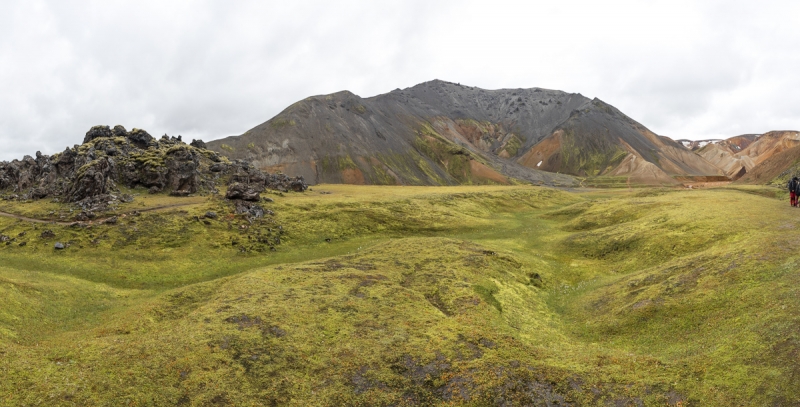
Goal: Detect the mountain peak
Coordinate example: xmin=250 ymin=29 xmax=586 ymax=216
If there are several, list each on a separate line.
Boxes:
xmin=207 ymin=82 xmax=723 ymax=186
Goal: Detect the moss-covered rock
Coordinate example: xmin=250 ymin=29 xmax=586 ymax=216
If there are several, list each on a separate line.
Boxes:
xmin=0 ymin=125 xmax=307 ymax=205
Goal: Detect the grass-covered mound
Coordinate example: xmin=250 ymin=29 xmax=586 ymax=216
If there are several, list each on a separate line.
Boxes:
xmin=0 ymin=184 xmax=798 ymax=405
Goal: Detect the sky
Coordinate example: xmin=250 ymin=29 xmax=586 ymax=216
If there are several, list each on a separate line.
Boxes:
xmin=1 ymin=0 xmax=799 ymax=161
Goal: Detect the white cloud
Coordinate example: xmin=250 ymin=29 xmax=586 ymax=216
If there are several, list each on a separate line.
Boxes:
xmin=0 ymin=0 xmax=798 ymax=160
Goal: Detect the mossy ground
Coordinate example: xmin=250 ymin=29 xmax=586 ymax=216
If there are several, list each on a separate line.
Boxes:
xmin=1 ymin=184 xmax=798 ymax=405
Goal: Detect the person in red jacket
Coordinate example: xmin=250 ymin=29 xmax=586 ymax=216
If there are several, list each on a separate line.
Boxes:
xmin=789 ymin=177 xmax=799 ymax=207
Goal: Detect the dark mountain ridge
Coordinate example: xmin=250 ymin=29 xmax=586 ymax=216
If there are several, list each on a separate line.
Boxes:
xmin=208 ymin=80 xmax=722 ymax=186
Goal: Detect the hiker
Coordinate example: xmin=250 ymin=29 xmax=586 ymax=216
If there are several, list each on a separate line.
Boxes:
xmin=790 ymin=177 xmax=799 ymax=207
xmin=794 ymin=177 xmax=800 ymax=207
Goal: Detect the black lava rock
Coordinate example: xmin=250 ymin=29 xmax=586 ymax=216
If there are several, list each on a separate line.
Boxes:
xmin=83 ymin=125 xmax=113 ymax=143
xmin=226 ymin=182 xmax=261 ymax=201
xmin=190 ymin=139 xmax=207 ymax=149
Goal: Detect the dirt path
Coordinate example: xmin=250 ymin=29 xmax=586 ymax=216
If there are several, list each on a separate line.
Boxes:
xmin=0 ymin=202 xmax=198 ymax=226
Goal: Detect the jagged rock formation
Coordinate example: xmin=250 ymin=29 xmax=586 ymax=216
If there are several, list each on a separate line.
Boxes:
xmin=208 ymin=80 xmax=722 ymax=186
xmin=0 ymin=125 xmax=307 ymax=206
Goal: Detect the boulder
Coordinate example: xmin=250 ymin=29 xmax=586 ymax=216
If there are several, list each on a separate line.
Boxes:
xmin=290 ymin=179 xmax=307 ymax=192
xmin=111 ymin=125 xmax=128 ymax=138
xmin=127 ymin=128 xmax=155 ymax=149
xmin=209 ymin=163 xmax=228 ymax=172
xmin=65 ymin=158 xmax=115 ymax=202
xmin=235 ymin=201 xmax=267 ymax=218
xmin=226 ymin=182 xmax=260 ymax=201
xmin=190 ymin=139 xmax=207 ymax=149
xmin=164 ymin=146 xmax=199 ymax=194
xmin=83 ymin=125 xmax=113 ymax=143
xmin=74 ymin=193 xmax=114 ymax=212
xmin=54 ymin=242 xmax=65 ymax=250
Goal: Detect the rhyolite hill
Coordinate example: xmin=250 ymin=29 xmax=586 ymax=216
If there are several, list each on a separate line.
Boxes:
xmin=208 ymin=80 xmax=723 ymax=186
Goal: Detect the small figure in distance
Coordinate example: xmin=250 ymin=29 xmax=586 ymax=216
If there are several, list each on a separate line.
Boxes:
xmin=789 ymin=177 xmax=799 ymax=207
xmin=794 ymin=176 xmax=800 ymax=207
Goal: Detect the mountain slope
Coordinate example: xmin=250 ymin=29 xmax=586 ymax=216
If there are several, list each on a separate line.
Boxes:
xmin=208 ymin=80 xmax=721 ymax=186
xmin=736 ymin=144 xmax=800 ymax=185
xmin=695 ymin=131 xmax=800 ymax=181
xmin=518 ymin=99 xmax=722 ymax=184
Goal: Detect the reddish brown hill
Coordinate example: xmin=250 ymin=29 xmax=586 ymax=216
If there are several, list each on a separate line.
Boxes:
xmin=692 ymin=132 xmax=799 ymax=180
xmin=736 ymin=144 xmax=800 ymax=185
xmin=737 ymin=131 xmax=800 ymax=167
xmin=725 ymin=134 xmax=760 ymax=151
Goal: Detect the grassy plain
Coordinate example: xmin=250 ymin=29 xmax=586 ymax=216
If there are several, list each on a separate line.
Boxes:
xmin=0 ymin=184 xmax=798 ymax=406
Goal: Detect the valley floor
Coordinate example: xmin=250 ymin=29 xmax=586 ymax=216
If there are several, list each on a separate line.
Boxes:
xmin=0 ymin=184 xmax=798 ymax=406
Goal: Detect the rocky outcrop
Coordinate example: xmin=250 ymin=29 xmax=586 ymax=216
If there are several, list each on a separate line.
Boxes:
xmin=190 ymin=139 xmax=207 ymax=149
xmin=65 ymin=157 xmax=115 ymax=201
xmin=0 ymin=125 xmax=308 ymax=203
xmin=226 ymin=182 xmax=261 ymax=201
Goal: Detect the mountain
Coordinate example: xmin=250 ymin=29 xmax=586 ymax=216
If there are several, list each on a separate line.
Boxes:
xmin=516 ymin=99 xmax=721 ymax=184
xmin=677 ymin=135 xmax=759 ymax=153
xmin=735 ymin=144 xmax=800 ymax=185
xmin=677 ymin=139 xmax=723 ymax=150
xmin=685 ymin=131 xmax=800 ymax=181
xmin=207 ymin=80 xmax=721 ymax=186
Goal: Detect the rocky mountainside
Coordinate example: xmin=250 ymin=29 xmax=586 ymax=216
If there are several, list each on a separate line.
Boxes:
xmin=208 ymin=80 xmax=722 ymax=186
xmin=735 ymin=144 xmax=800 ymax=185
xmin=677 ymin=139 xmax=724 ymax=150
xmin=0 ymin=125 xmax=307 ymax=211
xmin=516 ymin=99 xmax=721 ymax=184
xmin=689 ymin=131 xmax=800 ymax=180
xmin=677 ymin=134 xmax=759 ymax=152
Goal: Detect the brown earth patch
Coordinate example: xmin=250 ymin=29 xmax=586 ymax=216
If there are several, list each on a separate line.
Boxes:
xmin=261 ymin=160 xmax=316 ymax=176
xmin=674 ymin=176 xmax=731 ymax=183
xmin=469 ymin=161 xmax=509 ymax=184
xmin=518 ymin=130 xmax=562 ymax=170
xmin=342 ymin=168 xmax=366 ymax=184
xmin=609 ymin=152 xmax=679 ymax=185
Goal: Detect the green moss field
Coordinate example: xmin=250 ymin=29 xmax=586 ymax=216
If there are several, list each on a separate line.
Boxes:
xmin=1 ymin=184 xmax=799 ymax=406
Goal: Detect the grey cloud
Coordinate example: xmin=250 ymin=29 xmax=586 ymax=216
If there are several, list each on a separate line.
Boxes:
xmin=1 ymin=0 xmax=798 ymax=161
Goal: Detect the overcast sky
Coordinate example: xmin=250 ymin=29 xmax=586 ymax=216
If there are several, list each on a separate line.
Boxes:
xmin=1 ymin=0 xmax=798 ymax=160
